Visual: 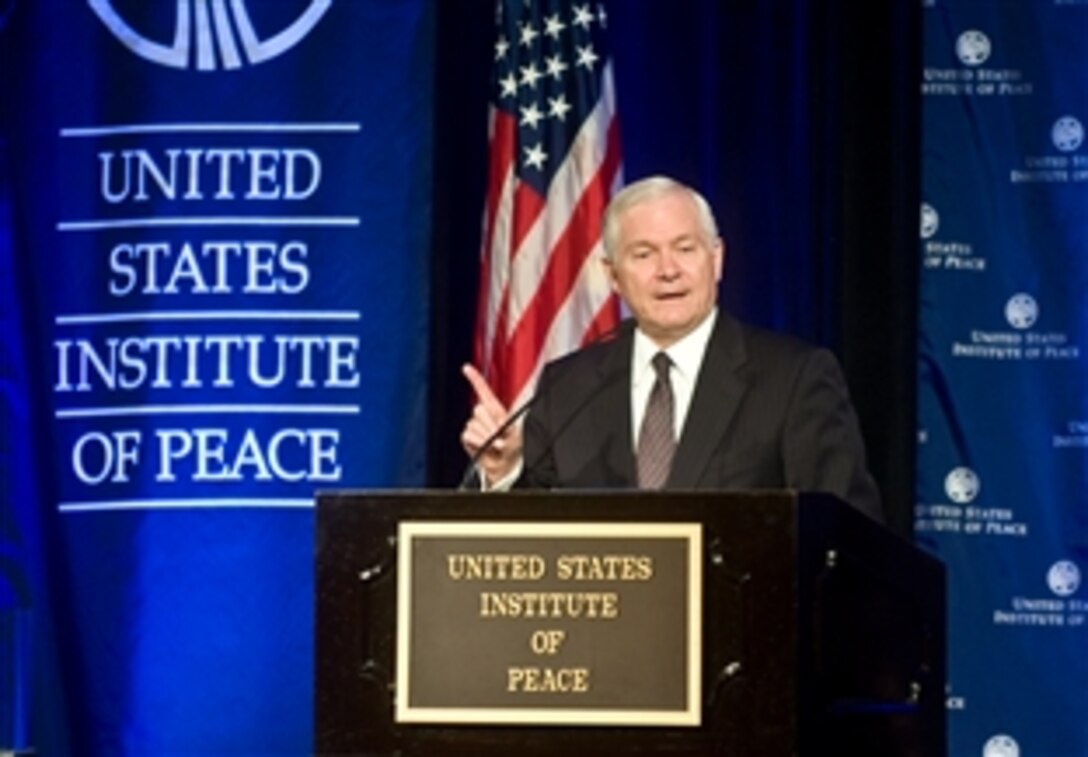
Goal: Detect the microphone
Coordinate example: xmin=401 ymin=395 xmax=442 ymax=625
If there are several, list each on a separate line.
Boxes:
xmin=457 ymin=320 xmax=630 ymax=490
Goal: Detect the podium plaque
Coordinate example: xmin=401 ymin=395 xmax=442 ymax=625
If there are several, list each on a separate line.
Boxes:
xmin=395 ymin=520 xmax=702 ymax=725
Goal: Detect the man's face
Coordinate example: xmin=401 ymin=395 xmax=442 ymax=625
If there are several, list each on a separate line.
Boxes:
xmin=605 ymin=190 xmax=723 ymax=348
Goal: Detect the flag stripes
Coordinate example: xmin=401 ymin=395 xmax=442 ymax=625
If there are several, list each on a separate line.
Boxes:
xmin=474 ymin=2 xmax=623 ymax=410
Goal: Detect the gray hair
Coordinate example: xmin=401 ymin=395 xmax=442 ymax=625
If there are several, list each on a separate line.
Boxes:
xmin=601 ymin=176 xmax=719 ymax=260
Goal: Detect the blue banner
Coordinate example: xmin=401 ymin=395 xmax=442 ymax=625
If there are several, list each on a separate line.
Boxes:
xmin=917 ymin=2 xmax=1087 ymax=755
xmin=2 ymin=1 xmax=433 ymax=752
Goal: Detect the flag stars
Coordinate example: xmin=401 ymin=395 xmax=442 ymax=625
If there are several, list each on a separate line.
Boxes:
xmin=490 ymin=3 xmax=614 ymax=183
xmin=572 ymin=4 xmax=594 ymax=30
xmin=523 ymin=142 xmax=548 ymax=170
xmin=544 ymin=54 xmax=569 ymax=81
xmin=499 ymin=72 xmax=518 ymax=98
xmin=576 ymin=43 xmax=599 ymax=70
xmin=519 ymin=101 xmax=545 ymax=129
xmin=518 ymin=21 xmax=539 ymax=47
xmin=519 ymin=61 xmax=543 ymax=89
xmin=543 ymin=13 xmax=566 ymax=40
xmin=548 ymin=94 xmax=572 ymax=121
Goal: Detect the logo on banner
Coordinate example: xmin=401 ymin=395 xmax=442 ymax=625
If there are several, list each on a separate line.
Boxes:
xmin=1004 ymin=293 xmax=1038 ymax=330
xmin=88 ymin=0 xmax=333 ymax=70
xmin=920 ymin=203 xmax=939 ymax=239
xmin=920 ymin=201 xmax=984 ymax=272
xmin=982 ymin=734 xmax=1019 ymax=757
xmin=950 ymin=293 xmax=1081 ymax=362
xmin=1011 ymin=113 xmax=1088 ymax=183
xmin=944 ymin=467 xmax=980 ymax=503
xmin=1052 ymin=116 xmax=1085 ymax=152
xmin=994 ymin=560 xmax=1086 ymax=627
xmin=1048 ymin=560 xmax=1082 ymax=597
xmin=922 ymin=30 xmax=1033 ymax=97
xmin=51 ymin=28 xmax=371 ymax=510
xmin=915 ymin=466 xmax=1029 ymax=538
xmin=955 ymin=30 xmax=991 ymax=66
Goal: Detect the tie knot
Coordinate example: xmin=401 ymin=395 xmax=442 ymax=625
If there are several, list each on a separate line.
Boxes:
xmin=652 ymin=351 xmax=671 ymax=381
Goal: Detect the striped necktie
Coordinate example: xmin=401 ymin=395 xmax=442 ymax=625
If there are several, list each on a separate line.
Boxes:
xmin=637 ymin=352 xmax=676 ymax=489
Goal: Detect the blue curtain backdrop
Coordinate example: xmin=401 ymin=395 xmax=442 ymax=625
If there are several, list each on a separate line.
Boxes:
xmin=1 ymin=1 xmax=433 ymax=753
xmin=917 ymin=2 xmax=1087 ymax=755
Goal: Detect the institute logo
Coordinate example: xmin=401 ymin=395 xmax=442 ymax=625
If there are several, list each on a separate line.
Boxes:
xmin=953 ymin=292 xmax=1079 ymax=361
xmin=1004 ymin=293 xmax=1038 ymax=330
xmin=944 ymin=467 xmax=980 ymax=504
xmin=1048 ymin=560 xmax=1081 ymax=597
xmin=1052 ymin=115 xmax=1085 ymax=152
xmin=955 ymin=30 xmax=991 ymax=66
xmin=924 ymin=29 xmax=1030 ymax=98
xmin=88 ymin=0 xmax=333 ymax=71
xmin=983 ymin=734 xmax=1019 ymax=757
xmin=920 ymin=202 xmax=939 ymax=239
xmin=1011 ymin=115 xmax=1088 ymax=183
xmin=920 ymin=201 xmax=984 ymax=272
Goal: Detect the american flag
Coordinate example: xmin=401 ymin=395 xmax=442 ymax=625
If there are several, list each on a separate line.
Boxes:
xmin=473 ymin=0 xmax=623 ymax=410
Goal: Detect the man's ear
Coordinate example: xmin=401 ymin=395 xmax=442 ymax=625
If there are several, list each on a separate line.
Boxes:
xmin=714 ymin=238 xmax=725 ymax=282
xmin=602 ymin=254 xmax=620 ymax=293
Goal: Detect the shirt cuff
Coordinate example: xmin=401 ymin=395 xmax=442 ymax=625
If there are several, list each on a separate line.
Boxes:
xmin=480 ymin=458 xmax=524 ymax=492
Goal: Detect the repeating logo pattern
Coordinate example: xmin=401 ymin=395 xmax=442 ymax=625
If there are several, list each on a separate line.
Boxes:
xmin=922 ymin=8 xmax=1087 ymax=756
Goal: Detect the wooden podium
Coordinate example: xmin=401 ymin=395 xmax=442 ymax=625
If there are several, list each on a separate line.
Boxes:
xmin=315 ymin=491 xmax=945 ymax=756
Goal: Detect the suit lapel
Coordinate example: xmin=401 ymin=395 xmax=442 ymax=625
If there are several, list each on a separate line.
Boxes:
xmin=592 ymin=330 xmax=637 ymax=486
xmin=667 ymin=312 xmax=750 ymax=488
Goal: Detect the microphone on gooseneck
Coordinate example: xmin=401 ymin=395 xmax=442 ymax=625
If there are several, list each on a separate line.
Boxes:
xmin=457 ymin=319 xmax=631 ymax=491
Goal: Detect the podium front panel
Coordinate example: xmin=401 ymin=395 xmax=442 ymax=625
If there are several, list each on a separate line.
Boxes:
xmin=315 ymin=490 xmax=945 ymax=756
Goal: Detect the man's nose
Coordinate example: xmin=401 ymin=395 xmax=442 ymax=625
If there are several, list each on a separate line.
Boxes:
xmin=656 ymin=250 xmax=680 ymax=278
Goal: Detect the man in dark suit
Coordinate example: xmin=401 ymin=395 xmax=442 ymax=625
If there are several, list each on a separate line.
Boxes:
xmin=461 ymin=176 xmax=882 ymax=522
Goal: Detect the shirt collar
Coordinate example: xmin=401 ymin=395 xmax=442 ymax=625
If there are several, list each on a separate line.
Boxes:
xmin=632 ymin=309 xmax=718 ymax=385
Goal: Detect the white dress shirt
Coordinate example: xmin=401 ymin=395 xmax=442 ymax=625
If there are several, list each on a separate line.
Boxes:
xmin=482 ymin=309 xmax=718 ymax=489
xmin=630 ymin=308 xmax=717 ymax=449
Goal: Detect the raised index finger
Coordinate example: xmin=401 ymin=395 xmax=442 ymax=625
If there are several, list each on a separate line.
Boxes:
xmin=462 ymin=364 xmax=507 ymax=415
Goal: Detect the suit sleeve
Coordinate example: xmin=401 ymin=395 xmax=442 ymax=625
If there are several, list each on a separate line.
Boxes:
xmin=781 ymin=348 xmax=884 ymax=523
xmin=517 ymin=365 xmax=559 ymax=489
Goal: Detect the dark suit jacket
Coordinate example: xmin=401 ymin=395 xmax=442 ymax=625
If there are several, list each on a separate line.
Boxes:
xmin=521 ymin=311 xmax=883 ymax=522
